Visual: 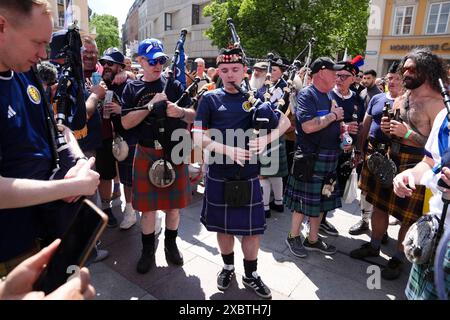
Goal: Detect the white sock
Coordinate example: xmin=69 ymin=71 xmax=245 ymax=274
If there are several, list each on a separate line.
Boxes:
xmin=223 ymin=264 xmax=234 ymax=271
xmin=260 ymin=179 xmax=271 ymax=210
xmin=269 ymin=177 xmax=283 ymax=204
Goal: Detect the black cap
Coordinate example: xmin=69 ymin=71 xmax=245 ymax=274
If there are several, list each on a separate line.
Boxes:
xmin=337 ymin=61 xmax=359 ymax=76
xmin=216 ymin=47 xmax=245 ymax=66
xmin=49 ymin=29 xmax=68 ymax=60
xmin=99 ymin=47 xmax=125 ymax=67
xmin=270 ymin=57 xmax=290 ymax=71
xmin=310 ymin=57 xmax=345 ymax=75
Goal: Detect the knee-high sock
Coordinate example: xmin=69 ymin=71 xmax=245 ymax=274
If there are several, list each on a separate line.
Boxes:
xmin=260 ymin=179 xmax=271 ymax=211
xmin=269 ymin=177 xmax=283 ymax=204
xmin=360 ymin=194 xmax=373 ymax=222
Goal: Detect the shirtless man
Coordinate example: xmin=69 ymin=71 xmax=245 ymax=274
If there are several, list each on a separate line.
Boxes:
xmin=350 ymin=48 xmax=446 ymax=280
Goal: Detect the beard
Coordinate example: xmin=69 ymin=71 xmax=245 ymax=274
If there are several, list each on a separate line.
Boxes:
xmin=102 ymin=68 xmax=115 ymax=83
xmin=403 ymin=75 xmax=425 ymax=90
xmin=249 ymin=75 xmax=265 ymax=90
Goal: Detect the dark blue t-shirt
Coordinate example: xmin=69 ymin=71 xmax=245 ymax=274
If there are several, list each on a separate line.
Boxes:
xmin=194 ymin=88 xmax=261 ymax=179
xmin=367 ymin=92 xmax=395 ymax=143
xmin=295 ymin=85 xmax=340 ymax=152
xmin=0 ymin=70 xmax=53 ymax=262
xmin=121 ymin=76 xmax=190 ymax=145
xmin=329 ymin=89 xmax=365 ymax=123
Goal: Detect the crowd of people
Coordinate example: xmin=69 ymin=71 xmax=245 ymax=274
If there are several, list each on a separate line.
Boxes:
xmin=0 ymin=0 xmax=449 ymax=300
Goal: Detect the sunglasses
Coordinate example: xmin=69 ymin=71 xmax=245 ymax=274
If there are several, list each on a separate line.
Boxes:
xmin=336 ymin=74 xmax=352 ymax=81
xmin=401 ymin=66 xmax=416 ymax=74
xmin=100 ymin=60 xmax=115 ymax=67
xmin=146 ymin=56 xmax=168 ymax=66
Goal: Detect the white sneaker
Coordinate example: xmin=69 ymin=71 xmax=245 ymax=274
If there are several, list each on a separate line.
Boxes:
xmin=111 ymin=195 xmax=122 ymax=208
xmin=120 ymin=206 xmax=137 ymax=230
xmin=155 ymin=210 xmax=163 ymax=237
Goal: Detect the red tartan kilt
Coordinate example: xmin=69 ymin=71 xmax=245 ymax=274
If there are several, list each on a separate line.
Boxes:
xmin=132 ymin=145 xmax=192 ymax=212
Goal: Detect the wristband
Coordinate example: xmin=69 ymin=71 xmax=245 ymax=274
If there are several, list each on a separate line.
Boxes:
xmin=404 ymin=129 xmax=413 ymax=140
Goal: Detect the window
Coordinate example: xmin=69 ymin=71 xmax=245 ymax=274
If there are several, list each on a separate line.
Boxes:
xmin=426 ymin=2 xmax=450 ymax=34
xmin=165 ymin=13 xmax=172 ymax=31
xmin=192 ymin=4 xmax=200 ymax=25
xmin=393 ymin=6 xmax=414 ymax=35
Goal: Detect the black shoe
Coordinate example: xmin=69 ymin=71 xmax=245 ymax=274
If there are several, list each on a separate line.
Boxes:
xmin=350 ymin=242 xmax=380 ymax=259
xmin=303 ymin=237 xmax=337 ymax=255
xmin=381 ymin=257 xmax=403 ymax=280
xmin=265 ymin=210 xmax=271 ymax=218
xmin=217 ymin=268 xmax=235 ymax=291
xmin=269 ymin=201 xmax=284 ymax=213
xmin=242 ymin=273 xmax=272 ymax=299
xmin=349 ymin=220 xmax=369 ymax=235
xmin=136 ymin=248 xmax=155 ymax=274
xmin=319 ymin=220 xmax=339 ymax=236
xmin=381 ymin=232 xmax=389 ymax=245
xmin=164 ymin=240 xmax=184 ymax=266
xmin=104 ymin=207 xmax=118 ymax=228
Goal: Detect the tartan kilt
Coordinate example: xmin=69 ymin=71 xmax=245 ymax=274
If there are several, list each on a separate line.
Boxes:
xmin=200 ymin=172 xmax=266 ymax=236
xmin=362 ymin=142 xmax=425 ymax=225
xmin=260 ymin=136 xmax=289 ymax=177
xmin=405 ymin=244 xmax=450 ymax=300
xmin=284 ymin=149 xmax=342 ymax=217
xmin=118 ymin=143 xmax=136 ymax=187
xmin=132 ymin=144 xmax=191 ymax=212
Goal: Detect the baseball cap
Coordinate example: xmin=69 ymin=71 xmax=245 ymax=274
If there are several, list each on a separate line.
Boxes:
xmin=49 ymin=29 xmax=68 ymax=60
xmin=99 ymin=47 xmax=125 ymax=67
xmin=310 ymin=57 xmax=345 ymax=75
xmin=137 ymin=38 xmax=168 ymax=60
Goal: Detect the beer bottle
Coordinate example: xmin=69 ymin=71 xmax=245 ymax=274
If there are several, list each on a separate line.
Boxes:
xmin=382 ymin=101 xmax=391 ymax=120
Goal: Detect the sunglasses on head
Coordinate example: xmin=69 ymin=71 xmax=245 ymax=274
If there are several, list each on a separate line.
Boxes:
xmin=100 ymin=60 xmax=115 ymax=67
xmin=146 ymin=56 xmax=168 ymax=66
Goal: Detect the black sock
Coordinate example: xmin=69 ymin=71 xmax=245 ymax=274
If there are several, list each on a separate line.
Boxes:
xmin=141 ymin=232 xmax=155 ymax=249
xmin=221 ymin=252 xmax=234 ymax=267
xmin=165 ymin=228 xmax=178 ymax=239
xmin=243 ymin=259 xmax=257 ymax=278
xmin=322 ymin=211 xmax=328 ymax=222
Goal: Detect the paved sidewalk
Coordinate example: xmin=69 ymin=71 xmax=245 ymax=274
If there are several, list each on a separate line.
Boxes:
xmin=90 ymin=188 xmax=409 ymax=300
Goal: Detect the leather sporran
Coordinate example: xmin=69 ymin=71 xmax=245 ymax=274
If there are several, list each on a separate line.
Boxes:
xmin=224 ymin=179 xmax=251 ymax=207
xmin=367 ymin=152 xmax=397 ymax=187
xmin=148 ymin=159 xmax=176 ymax=188
xmin=291 ymin=150 xmax=317 ymax=182
xmin=112 ymin=135 xmax=129 ymax=162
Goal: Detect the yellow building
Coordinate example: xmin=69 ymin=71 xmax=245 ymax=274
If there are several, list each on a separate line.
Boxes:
xmin=366 ymin=0 xmax=450 ymax=75
xmin=48 ymin=0 xmax=91 ymax=36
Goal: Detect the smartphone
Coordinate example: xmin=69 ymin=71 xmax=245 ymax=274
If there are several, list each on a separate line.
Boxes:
xmin=91 ymin=72 xmax=102 ymax=86
xmin=103 ymin=90 xmax=114 ymax=119
xmin=33 ymin=199 xmax=108 ymax=294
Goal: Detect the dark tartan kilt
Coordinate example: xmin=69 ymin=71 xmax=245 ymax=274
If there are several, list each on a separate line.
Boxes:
xmin=260 ymin=136 xmax=289 ymax=177
xmin=132 ymin=145 xmax=191 ymax=212
xmin=284 ymin=149 xmax=342 ymax=217
xmin=361 ymin=142 xmax=425 ymax=226
xmin=118 ymin=143 xmax=136 ymax=187
xmin=201 ymin=172 xmax=266 ymax=236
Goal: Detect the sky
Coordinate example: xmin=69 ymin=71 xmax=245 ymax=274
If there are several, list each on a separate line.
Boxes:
xmin=87 ymin=0 xmax=135 ymax=32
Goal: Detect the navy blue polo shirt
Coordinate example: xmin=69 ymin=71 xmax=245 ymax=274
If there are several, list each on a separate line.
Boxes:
xmin=329 ymin=89 xmax=365 ymax=123
xmin=295 ymin=85 xmax=340 ymax=152
xmin=367 ymin=92 xmax=395 ymax=143
xmin=194 ymin=88 xmax=261 ymax=179
xmin=0 ymin=70 xmax=53 ymax=262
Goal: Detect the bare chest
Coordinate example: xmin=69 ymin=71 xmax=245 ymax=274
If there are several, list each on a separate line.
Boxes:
xmin=401 ymin=98 xmax=431 ymax=136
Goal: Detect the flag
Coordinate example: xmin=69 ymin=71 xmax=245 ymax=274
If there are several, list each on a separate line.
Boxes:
xmin=343 ymin=47 xmax=348 ymax=61
xmin=351 ymin=55 xmax=365 ymax=68
xmin=175 ymin=39 xmax=186 ymax=88
xmin=64 ymin=0 xmax=74 ymax=29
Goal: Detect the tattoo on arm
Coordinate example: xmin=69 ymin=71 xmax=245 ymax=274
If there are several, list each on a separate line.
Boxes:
xmin=410 ymin=130 xmax=428 ymax=146
xmin=313 ymin=113 xmax=336 ymax=130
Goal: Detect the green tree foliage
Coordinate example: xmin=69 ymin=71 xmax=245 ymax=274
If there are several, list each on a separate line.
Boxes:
xmin=89 ymin=14 xmax=120 ymax=56
xmin=204 ymin=0 xmax=370 ymax=62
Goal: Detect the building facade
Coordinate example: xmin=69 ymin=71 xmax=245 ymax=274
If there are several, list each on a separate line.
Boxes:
xmin=366 ymin=0 xmax=450 ymax=75
xmin=122 ymin=0 xmax=219 ymax=66
xmin=48 ymin=0 xmax=90 ymax=35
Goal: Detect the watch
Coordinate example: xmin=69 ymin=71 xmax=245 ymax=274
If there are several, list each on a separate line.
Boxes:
xmin=75 ymin=156 xmax=89 ymax=163
xmin=147 ymin=103 xmax=154 ymax=112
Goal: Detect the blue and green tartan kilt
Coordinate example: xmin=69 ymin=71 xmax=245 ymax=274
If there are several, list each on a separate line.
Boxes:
xmin=118 ymin=143 xmax=136 ymax=187
xmin=284 ymin=149 xmax=342 ymax=217
xmin=405 ymin=244 xmax=450 ymax=300
xmin=260 ymin=136 xmax=289 ymax=177
xmin=200 ymin=172 xmax=266 ymax=236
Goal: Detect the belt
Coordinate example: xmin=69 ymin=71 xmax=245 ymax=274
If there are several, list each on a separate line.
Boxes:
xmin=0 ymin=244 xmax=40 ymax=278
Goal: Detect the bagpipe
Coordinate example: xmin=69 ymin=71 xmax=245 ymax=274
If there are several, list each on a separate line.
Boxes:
xmin=148 ymin=29 xmax=188 ymax=189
